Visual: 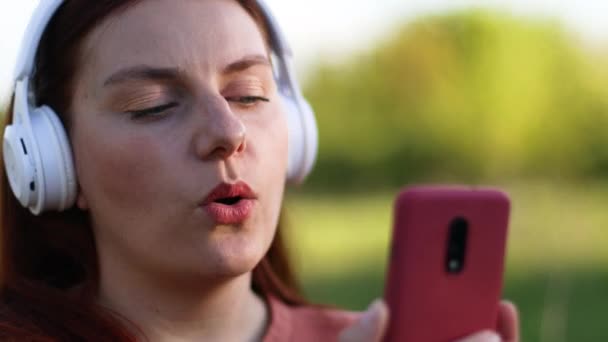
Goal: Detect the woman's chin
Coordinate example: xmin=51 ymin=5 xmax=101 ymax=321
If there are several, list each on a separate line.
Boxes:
xmin=202 ymin=234 xmax=268 ymax=277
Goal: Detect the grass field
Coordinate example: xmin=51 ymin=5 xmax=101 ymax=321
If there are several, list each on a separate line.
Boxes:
xmin=283 ymin=182 xmax=608 ymax=342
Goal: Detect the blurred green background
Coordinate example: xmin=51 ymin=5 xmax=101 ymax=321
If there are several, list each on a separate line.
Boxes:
xmin=282 ymin=10 xmax=608 ymax=342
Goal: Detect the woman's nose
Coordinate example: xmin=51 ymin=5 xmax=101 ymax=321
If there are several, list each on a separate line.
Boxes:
xmin=193 ymin=97 xmax=246 ymax=161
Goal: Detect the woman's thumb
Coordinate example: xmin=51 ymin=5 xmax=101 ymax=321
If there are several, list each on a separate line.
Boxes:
xmin=338 ymin=299 xmax=389 ymax=342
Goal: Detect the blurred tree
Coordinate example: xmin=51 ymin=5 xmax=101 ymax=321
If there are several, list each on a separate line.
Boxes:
xmin=303 ymin=10 xmax=608 ymax=191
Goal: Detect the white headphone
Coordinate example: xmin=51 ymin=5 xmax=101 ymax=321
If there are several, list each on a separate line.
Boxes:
xmin=3 ymin=0 xmax=318 ymax=215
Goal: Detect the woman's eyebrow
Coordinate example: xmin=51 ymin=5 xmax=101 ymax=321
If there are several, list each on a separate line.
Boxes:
xmin=222 ymin=54 xmax=271 ymax=75
xmin=103 ymin=55 xmax=269 ymax=87
xmin=103 ymin=66 xmax=183 ymax=87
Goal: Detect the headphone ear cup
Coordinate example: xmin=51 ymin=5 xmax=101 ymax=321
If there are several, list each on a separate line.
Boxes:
xmin=28 ymin=105 xmax=77 ymax=213
xmin=281 ymin=94 xmax=318 ymax=184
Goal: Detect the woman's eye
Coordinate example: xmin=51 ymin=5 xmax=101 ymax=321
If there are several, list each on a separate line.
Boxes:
xmin=127 ymin=102 xmax=178 ymax=120
xmin=226 ymin=96 xmax=270 ymax=107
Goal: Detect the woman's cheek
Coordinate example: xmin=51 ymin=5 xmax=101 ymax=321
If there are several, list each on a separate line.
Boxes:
xmin=76 ymin=127 xmax=167 ymax=213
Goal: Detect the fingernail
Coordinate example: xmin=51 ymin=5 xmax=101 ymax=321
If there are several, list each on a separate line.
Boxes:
xmin=454 ymin=331 xmax=501 ymax=342
xmin=360 ymin=300 xmax=380 ymax=327
xmin=486 ymin=332 xmax=501 ymax=342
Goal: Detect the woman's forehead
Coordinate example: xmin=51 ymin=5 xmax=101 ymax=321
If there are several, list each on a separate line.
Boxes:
xmin=79 ymin=0 xmax=268 ymax=85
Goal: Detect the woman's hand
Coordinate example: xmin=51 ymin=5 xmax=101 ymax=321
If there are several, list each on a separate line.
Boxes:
xmin=338 ymin=300 xmax=519 ymax=342
xmin=455 ymin=301 xmax=520 ymax=342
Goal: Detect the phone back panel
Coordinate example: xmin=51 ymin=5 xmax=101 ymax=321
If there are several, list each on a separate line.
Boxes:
xmin=384 ymin=186 xmax=510 ymax=342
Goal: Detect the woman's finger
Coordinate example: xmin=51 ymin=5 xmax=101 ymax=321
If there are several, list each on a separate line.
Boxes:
xmin=338 ymin=299 xmax=389 ymax=342
xmin=497 ymin=300 xmax=519 ymax=342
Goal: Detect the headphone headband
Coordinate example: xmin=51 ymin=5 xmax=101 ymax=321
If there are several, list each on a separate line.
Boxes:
xmin=13 ymin=0 xmax=63 ymax=82
xmin=14 ymin=0 xmax=294 ymax=87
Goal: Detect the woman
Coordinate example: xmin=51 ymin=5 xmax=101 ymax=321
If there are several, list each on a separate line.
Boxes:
xmin=0 ymin=0 xmax=518 ymax=341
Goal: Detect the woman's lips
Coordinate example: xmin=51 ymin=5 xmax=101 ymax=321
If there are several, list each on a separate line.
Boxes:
xmin=201 ymin=182 xmax=256 ymax=224
xmin=203 ymin=199 xmax=255 ymax=225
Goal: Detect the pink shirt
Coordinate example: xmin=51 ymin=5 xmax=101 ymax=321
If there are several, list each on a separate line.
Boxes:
xmin=263 ymin=295 xmax=361 ymax=342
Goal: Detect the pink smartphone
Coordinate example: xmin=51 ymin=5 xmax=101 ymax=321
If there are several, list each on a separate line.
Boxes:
xmin=383 ymin=186 xmax=510 ymax=342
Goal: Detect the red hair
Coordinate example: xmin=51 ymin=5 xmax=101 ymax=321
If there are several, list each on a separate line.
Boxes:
xmin=0 ymin=1 xmax=305 ymax=340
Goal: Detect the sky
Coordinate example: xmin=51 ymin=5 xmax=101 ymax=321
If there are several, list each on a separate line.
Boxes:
xmin=1 ymin=0 xmax=608 ymax=105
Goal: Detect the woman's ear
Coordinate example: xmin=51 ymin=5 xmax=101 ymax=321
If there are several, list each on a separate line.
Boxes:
xmin=76 ymin=186 xmax=89 ymax=210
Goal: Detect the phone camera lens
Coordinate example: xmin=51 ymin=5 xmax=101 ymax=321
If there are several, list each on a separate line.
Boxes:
xmin=448 ymin=259 xmax=460 ymax=271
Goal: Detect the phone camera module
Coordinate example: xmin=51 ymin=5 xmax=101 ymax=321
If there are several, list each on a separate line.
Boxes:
xmin=445 ymin=217 xmax=468 ymax=274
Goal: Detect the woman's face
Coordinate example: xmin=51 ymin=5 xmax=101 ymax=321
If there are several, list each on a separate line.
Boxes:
xmin=69 ymin=0 xmax=288 ymax=281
